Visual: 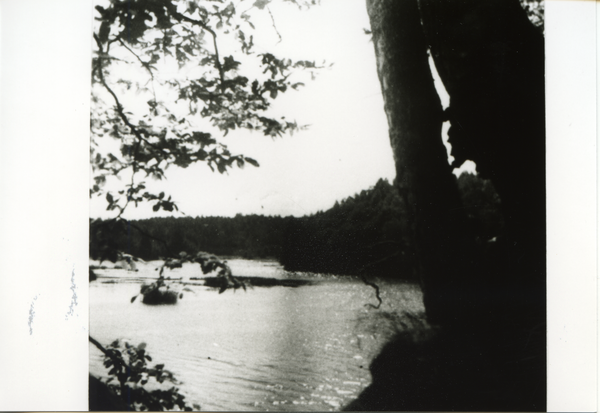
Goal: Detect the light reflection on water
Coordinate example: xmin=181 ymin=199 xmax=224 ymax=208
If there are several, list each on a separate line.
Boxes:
xmin=90 ymin=259 xmax=424 ymax=411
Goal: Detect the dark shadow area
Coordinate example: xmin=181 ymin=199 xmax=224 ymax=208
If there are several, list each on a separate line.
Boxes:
xmin=345 ymin=321 xmax=545 ymax=411
xmin=141 ymin=288 xmax=179 ymax=305
xmin=343 ymin=233 xmax=545 ymax=411
xmin=89 ymin=374 xmax=129 ymax=411
xmin=199 ymin=276 xmax=313 ymax=289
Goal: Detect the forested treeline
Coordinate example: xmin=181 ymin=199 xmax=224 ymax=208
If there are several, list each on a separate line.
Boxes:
xmin=281 ymin=174 xmax=503 ymax=278
xmin=280 ymin=178 xmax=413 ymax=278
xmin=91 ymin=214 xmax=292 ymax=261
xmin=90 ymin=174 xmax=503 ymax=280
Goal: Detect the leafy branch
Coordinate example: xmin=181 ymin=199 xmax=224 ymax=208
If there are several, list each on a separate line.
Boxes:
xmin=167 ymin=6 xmax=227 ymax=87
xmin=89 ymin=335 xmax=198 ymax=411
xmin=92 ymin=1 xmax=326 ymax=219
xmin=116 ymin=37 xmax=158 ymax=103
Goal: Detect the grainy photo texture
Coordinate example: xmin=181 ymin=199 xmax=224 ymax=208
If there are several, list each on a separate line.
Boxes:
xmin=89 ymin=0 xmax=546 ymax=411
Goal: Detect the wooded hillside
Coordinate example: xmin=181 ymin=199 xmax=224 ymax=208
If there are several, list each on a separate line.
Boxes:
xmin=91 ymin=173 xmax=502 ymax=280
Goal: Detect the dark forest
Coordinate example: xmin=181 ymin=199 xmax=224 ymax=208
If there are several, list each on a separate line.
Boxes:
xmin=91 ymin=172 xmax=503 ymax=280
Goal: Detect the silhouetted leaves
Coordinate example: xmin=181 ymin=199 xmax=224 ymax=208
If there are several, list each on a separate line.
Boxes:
xmin=520 ymin=0 xmax=544 ymax=32
xmin=244 ymin=157 xmax=259 ymax=167
xmin=91 ymin=0 xmax=325 ymax=217
xmin=94 ymin=338 xmax=195 ymax=411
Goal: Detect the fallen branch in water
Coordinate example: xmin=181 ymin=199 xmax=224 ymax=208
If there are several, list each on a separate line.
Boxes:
xmin=359 ymin=274 xmax=382 ymax=309
xmin=357 ymin=251 xmax=401 ymax=309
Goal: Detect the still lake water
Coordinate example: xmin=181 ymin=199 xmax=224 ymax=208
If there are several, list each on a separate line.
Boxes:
xmin=90 ymin=259 xmax=424 ymax=411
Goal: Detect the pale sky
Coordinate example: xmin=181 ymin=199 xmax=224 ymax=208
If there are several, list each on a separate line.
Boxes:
xmin=89 ymin=0 xmax=471 ymax=220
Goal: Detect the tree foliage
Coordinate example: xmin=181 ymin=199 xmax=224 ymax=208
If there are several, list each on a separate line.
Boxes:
xmin=91 ymin=0 xmax=326 ymax=263
xmin=91 ymin=337 xmax=198 ymax=411
xmin=519 ymin=0 xmax=544 ymax=32
xmin=91 ymin=0 xmax=323 ymax=221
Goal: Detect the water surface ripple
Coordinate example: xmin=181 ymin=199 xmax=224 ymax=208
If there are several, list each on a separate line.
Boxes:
xmin=90 ymin=259 xmax=424 ymax=411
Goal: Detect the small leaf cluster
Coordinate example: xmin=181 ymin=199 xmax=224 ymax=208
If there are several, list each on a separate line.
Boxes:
xmin=519 ymin=0 xmax=544 ymax=32
xmin=102 ymin=339 xmax=196 ymax=411
xmin=155 ymin=250 xmax=228 ymax=274
xmin=159 ymin=251 xmax=246 ymax=294
xmin=127 ymin=249 xmax=245 ymax=305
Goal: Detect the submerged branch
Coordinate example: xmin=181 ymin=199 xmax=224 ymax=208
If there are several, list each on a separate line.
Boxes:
xmin=359 ymin=274 xmax=382 ymax=309
xmin=357 ymin=251 xmax=401 ymax=309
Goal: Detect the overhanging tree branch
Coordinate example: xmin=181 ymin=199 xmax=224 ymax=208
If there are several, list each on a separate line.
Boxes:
xmin=168 ymin=10 xmax=226 ymax=87
xmin=93 ymin=34 xmax=170 ymax=158
xmin=116 ymin=37 xmax=158 ymax=103
xmin=266 ymin=6 xmax=283 ymax=43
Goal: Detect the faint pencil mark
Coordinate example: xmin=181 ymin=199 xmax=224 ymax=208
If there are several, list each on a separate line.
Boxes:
xmin=66 ymin=267 xmax=78 ymax=319
xmin=29 ymin=295 xmax=38 ymax=335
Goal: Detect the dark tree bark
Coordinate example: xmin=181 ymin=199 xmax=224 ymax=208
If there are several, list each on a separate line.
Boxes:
xmin=419 ymin=0 xmax=546 ymax=323
xmin=366 ymin=0 xmax=478 ymax=328
xmin=347 ymin=0 xmax=546 ymax=410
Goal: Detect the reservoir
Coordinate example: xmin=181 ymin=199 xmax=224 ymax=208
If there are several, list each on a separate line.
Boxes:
xmin=90 ymin=259 xmax=424 ymax=411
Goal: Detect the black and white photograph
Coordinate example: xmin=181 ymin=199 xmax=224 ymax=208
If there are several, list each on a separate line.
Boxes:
xmin=0 ymin=0 xmax=597 ymax=411
xmin=86 ymin=0 xmax=547 ymax=410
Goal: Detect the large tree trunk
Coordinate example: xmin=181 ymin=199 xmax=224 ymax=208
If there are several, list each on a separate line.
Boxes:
xmin=347 ymin=0 xmax=546 ymax=410
xmin=366 ymin=0 xmax=477 ymax=328
xmin=418 ymin=0 xmax=546 ymax=325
